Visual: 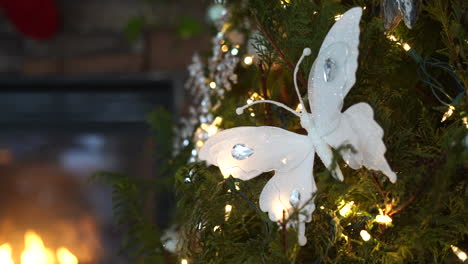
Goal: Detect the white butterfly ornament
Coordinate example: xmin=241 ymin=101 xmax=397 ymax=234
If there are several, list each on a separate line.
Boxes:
xmin=199 ymin=7 xmax=396 ymax=246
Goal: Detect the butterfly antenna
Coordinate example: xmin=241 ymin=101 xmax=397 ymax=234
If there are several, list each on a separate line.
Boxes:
xmin=294 ymin=48 xmax=311 ymax=112
xmin=236 ymin=100 xmax=301 ymax=117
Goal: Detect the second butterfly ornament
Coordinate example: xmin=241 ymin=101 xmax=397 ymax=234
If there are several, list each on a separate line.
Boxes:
xmin=199 ymin=7 xmax=396 ymax=246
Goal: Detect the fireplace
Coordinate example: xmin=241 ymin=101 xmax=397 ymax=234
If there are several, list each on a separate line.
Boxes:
xmin=0 ymin=74 xmax=174 ymax=263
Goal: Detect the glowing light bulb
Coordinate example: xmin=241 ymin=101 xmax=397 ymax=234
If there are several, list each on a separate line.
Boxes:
xmin=296 ymin=103 xmax=303 ymax=111
xmin=196 ymin=140 xmax=204 ymax=148
xmin=463 ymin=117 xmax=468 ymax=129
xmin=273 ymin=202 xmax=289 ymax=221
xmin=319 ymin=206 xmax=325 ymax=210
xmin=360 ymin=230 xmax=371 ymax=241
xmin=220 ymin=167 xmax=231 ymax=178
xmin=225 ymin=204 xmax=233 ymax=221
xmin=334 ymin=14 xmax=343 ymax=21
xmin=441 ymin=105 xmax=455 ymax=122
xmin=221 ymin=44 xmax=229 ymax=53
xmin=181 ymin=259 xmax=189 ymax=264
xmin=250 ymin=113 xmax=255 ymax=117
xmin=375 ymin=214 xmax=393 ymax=225
xmin=451 ymin=245 xmax=467 ymax=262
xmin=338 ymin=201 xmax=354 ymax=217
xmin=403 ymin=43 xmax=411 ymax=51
xmin=231 ymin=48 xmax=239 ymax=56
xmin=387 ymin=35 xmax=398 ymax=42
xmin=243 ymin=56 xmax=253 ymax=65
xmin=213 ymin=225 xmax=221 ymax=232
xmin=209 ymin=81 xmax=217 ymax=89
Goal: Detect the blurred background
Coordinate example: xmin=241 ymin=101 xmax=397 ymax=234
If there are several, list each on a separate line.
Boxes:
xmin=0 ymin=0 xmax=211 ymax=263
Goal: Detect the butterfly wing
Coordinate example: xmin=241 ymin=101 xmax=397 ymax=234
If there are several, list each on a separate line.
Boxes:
xmin=323 ymin=103 xmax=397 ymax=182
xmin=259 ymin=151 xmax=316 ymax=246
xmin=199 ymin=126 xmax=313 ymax=180
xmin=308 ymin=7 xmax=362 ymax=137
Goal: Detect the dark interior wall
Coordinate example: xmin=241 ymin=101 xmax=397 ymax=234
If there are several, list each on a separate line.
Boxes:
xmin=0 ymin=0 xmax=210 ymax=75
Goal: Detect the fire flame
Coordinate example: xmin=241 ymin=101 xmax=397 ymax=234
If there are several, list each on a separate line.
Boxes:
xmin=0 ymin=243 xmax=14 ymax=264
xmin=0 ymin=231 xmax=79 ymax=264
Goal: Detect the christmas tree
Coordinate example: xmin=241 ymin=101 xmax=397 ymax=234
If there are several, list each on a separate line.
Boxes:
xmin=95 ymin=0 xmax=468 ymax=263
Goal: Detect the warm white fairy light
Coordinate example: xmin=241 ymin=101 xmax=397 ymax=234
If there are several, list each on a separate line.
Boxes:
xmin=296 ymin=103 xmax=303 ymax=111
xmin=221 ymin=44 xmax=229 ymax=52
xmin=196 ymin=140 xmax=204 ymax=148
xmin=441 ymin=105 xmax=455 ymax=122
xmin=209 ymin=81 xmax=217 ymax=89
xmin=243 ymin=55 xmax=254 ymax=65
xmin=387 ymin=35 xmax=398 ymax=42
xmin=451 ymin=245 xmax=467 ymax=262
xmin=334 ymin=14 xmax=343 ymax=21
xmin=375 ymin=213 xmax=393 ymax=225
xmin=250 ymin=113 xmax=255 ymax=117
xmin=220 ymin=167 xmax=232 ymax=178
xmin=338 ymin=200 xmax=354 ymax=217
xmin=319 ymin=206 xmax=325 ymax=210
xmin=403 ymin=43 xmax=411 ymax=52
xmin=225 ymin=204 xmax=233 ymax=221
xmin=181 ymin=259 xmax=188 ymax=264
xmin=360 ymin=230 xmax=371 ymax=241
xmin=231 ymin=48 xmax=239 ymax=56
xmin=463 ymin=117 xmax=468 ymax=129
xmin=213 ymin=225 xmax=221 ymax=232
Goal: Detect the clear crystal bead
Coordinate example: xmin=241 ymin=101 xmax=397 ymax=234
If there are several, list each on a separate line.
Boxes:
xmin=231 ymin=144 xmax=254 ymax=160
xmin=323 ymin=58 xmax=337 ymax=82
xmin=289 ymin=189 xmax=301 ymax=208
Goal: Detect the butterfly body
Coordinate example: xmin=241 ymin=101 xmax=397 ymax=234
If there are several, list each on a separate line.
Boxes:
xmin=199 ymin=7 xmax=396 ymax=246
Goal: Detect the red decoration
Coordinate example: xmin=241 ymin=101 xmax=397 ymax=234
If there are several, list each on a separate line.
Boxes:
xmin=0 ymin=0 xmax=59 ymax=40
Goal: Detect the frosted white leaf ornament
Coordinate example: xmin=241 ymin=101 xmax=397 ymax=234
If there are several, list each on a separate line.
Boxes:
xmin=199 ymin=7 xmax=397 ymax=246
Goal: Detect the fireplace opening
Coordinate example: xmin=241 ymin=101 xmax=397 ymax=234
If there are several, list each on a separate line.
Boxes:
xmin=0 ymin=74 xmax=174 ymax=263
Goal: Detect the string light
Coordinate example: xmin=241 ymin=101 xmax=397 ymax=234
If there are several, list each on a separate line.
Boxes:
xmin=243 ymin=55 xmax=254 ymax=66
xmin=231 ymin=48 xmax=239 ymax=56
xmin=338 ymin=200 xmax=354 ymax=217
xmin=334 ymin=14 xmax=343 ymax=21
xmin=209 ymin=81 xmax=217 ymax=89
xmin=403 ymin=43 xmax=412 ymax=52
xmin=296 ymin=103 xmax=303 ymax=111
xmin=213 ymin=225 xmax=221 ymax=232
xmin=220 ymin=167 xmax=232 ymax=178
xmin=360 ymin=230 xmax=371 ymax=241
xmin=280 ymin=0 xmax=290 ymax=8
xmin=387 ymin=35 xmax=398 ymax=42
xmin=451 ymin=245 xmax=468 ymax=262
xmin=181 ymin=259 xmax=189 ymax=264
xmin=250 ymin=113 xmax=255 ymax=117
xmin=463 ymin=117 xmax=468 ymax=129
xmin=375 ymin=211 xmax=393 ymax=225
xmin=221 ymin=44 xmax=229 ymax=52
xmin=225 ymin=204 xmax=233 ymax=221
xmin=319 ymin=206 xmax=325 ymax=210
xmin=441 ymin=105 xmax=455 ymax=122
xmin=196 ymin=140 xmax=204 ymax=148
